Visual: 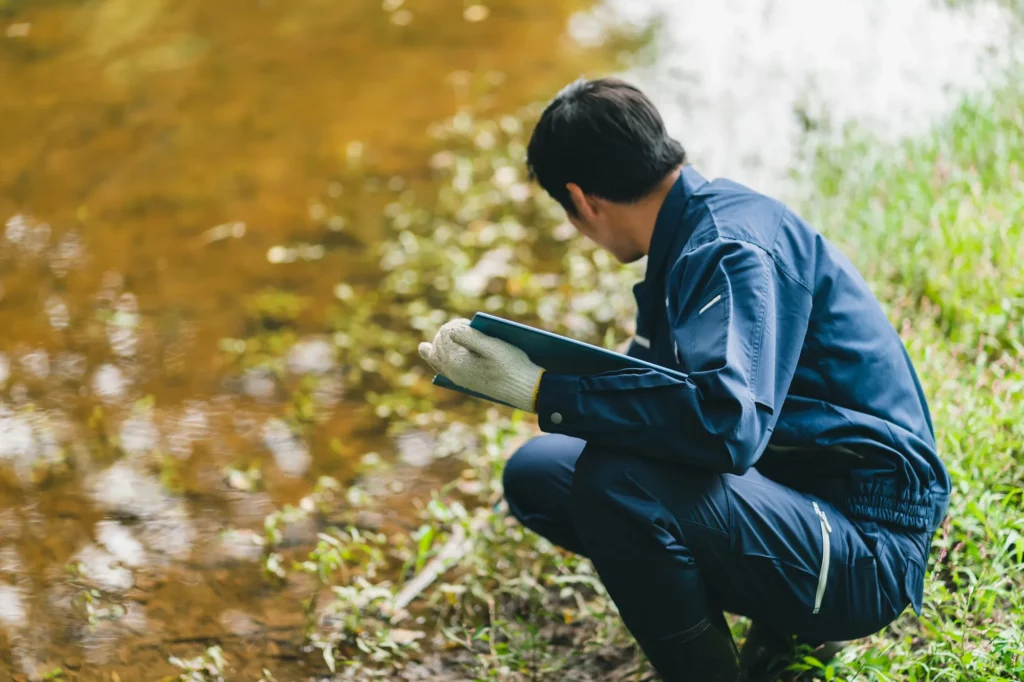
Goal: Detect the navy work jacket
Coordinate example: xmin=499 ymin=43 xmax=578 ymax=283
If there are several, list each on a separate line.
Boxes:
xmin=536 ymin=166 xmax=951 ymax=533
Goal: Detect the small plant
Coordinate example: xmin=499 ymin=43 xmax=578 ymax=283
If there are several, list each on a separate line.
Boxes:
xmin=167 ymin=645 xmax=227 ymax=682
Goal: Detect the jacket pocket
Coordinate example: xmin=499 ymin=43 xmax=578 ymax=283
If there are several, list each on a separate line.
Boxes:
xmin=679 ymin=285 xmax=731 ymax=372
xmin=698 ymin=292 xmax=724 ymax=316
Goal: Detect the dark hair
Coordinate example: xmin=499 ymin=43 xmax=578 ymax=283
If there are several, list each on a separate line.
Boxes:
xmin=526 ymin=77 xmax=686 ymax=217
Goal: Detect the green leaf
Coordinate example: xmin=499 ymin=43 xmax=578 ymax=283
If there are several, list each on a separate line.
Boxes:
xmin=415 ymin=524 xmax=436 ymax=573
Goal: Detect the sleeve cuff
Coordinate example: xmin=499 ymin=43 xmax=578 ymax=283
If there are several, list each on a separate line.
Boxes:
xmin=535 ymin=371 xmax=581 ymax=433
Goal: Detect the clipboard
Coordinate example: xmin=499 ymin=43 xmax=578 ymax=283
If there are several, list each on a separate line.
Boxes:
xmin=431 ymin=312 xmax=689 ymax=407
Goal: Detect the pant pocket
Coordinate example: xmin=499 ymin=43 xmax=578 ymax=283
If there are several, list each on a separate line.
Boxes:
xmin=842 ymin=554 xmax=894 ymax=639
xmin=732 ymin=556 xmax=821 ymax=637
xmin=875 ymin=530 xmax=925 ymax=620
xmin=745 ymin=547 xmax=899 ymax=642
xmin=771 ymin=554 xmax=893 ymax=642
xmin=902 ymin=559 xmax=925 ymax=616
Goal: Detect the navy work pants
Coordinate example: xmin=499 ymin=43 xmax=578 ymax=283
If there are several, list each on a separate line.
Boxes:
xmin=502 ymin=434 xmax=932 ymax=646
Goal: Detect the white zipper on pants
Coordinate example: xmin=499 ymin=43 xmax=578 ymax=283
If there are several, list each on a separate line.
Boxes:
xmin=812 ymin=501 xmax=832 ymax=614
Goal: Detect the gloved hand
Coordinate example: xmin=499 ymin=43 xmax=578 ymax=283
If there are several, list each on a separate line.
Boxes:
xmin=419 ymin=318 xmax=544 ymax=413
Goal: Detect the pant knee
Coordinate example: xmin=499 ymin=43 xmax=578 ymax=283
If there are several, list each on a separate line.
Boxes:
xmin=503 ymin=435 xmax=554 ymax=503
xmin=502 ymin=434 xmax=579 ymax=519
xmin=570 ymin=449 xmax=626 ymax=511
xmin=571 ymin=450 xmax=722 ymax=538
xmin=570 ymin=450 xmax=642 ymax=537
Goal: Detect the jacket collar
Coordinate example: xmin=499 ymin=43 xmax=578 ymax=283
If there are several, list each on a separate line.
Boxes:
xmin=637 ymin=165 xmax=709 ymax=295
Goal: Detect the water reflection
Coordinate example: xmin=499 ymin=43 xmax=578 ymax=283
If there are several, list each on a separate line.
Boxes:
xmin=97 ymin=520 xmax=147 ymax=567
xmin=285 ymin=337 xmax=335 ymax=375
xmin=262 ymin=418 xmax=312 ymax=478
xmin=89 ymin=462 xmax=170 ymax=518
xmin=118 ymin=408 xmax=159 ymax=458
xmin=140 ymin=504 xmax=198 ymax=562
xmin=53 ymin=351 xmax=88 ymax=384
xmin=0 ymin=585 xmax=28 ymax=631
xmin=108 ymin=293 xmax=141 ymax=359
xmin=216 ymin=528 xmax=266 ymax=564
xmin=0 ymin=405 xmax=64 ymax=482
xmin=74 ymin=544 xmax=135 ymax=591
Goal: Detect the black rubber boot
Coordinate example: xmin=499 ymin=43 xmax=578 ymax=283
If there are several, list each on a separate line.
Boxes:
xmin=738 ymin=621 xmax=845 ymax=681
xmin=640 ymin=611 xmax=740 ymax=682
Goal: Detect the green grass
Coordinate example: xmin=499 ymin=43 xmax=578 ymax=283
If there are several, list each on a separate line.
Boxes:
xmin=802 ymin=84 xmax=1024 ymax=354
xmin=171 ymin=77 xmax=1024 ymax=680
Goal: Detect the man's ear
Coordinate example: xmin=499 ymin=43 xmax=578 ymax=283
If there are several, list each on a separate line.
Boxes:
xmin=566 ymin=182 xmax=597 ymax=220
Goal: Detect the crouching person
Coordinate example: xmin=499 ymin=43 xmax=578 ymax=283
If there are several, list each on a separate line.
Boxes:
xmin=418 ymin=78 xmax=951 ymax=682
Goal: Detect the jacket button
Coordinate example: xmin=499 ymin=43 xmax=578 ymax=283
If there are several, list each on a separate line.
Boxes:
xmin=551 ymin=412 xmax=563 ymax=425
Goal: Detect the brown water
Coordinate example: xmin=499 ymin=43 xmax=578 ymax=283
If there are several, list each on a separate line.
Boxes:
xmin=0 ymin=1 xmax=633 ymax=678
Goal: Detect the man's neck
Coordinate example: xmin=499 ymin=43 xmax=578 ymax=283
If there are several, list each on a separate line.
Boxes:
xmin=628 ymin=165 xmax=683 ymax=257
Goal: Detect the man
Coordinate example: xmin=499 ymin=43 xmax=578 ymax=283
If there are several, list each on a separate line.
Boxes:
xmin=417 ymin=78 xmax=951 ymax=682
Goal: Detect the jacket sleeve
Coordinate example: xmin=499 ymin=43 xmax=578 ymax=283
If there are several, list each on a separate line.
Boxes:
xmin=535 ymin=239 xmax=811 ymax=474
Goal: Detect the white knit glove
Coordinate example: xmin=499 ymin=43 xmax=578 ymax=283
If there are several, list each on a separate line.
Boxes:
xmin=419 ymin=318 xmax=544 ymax=412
